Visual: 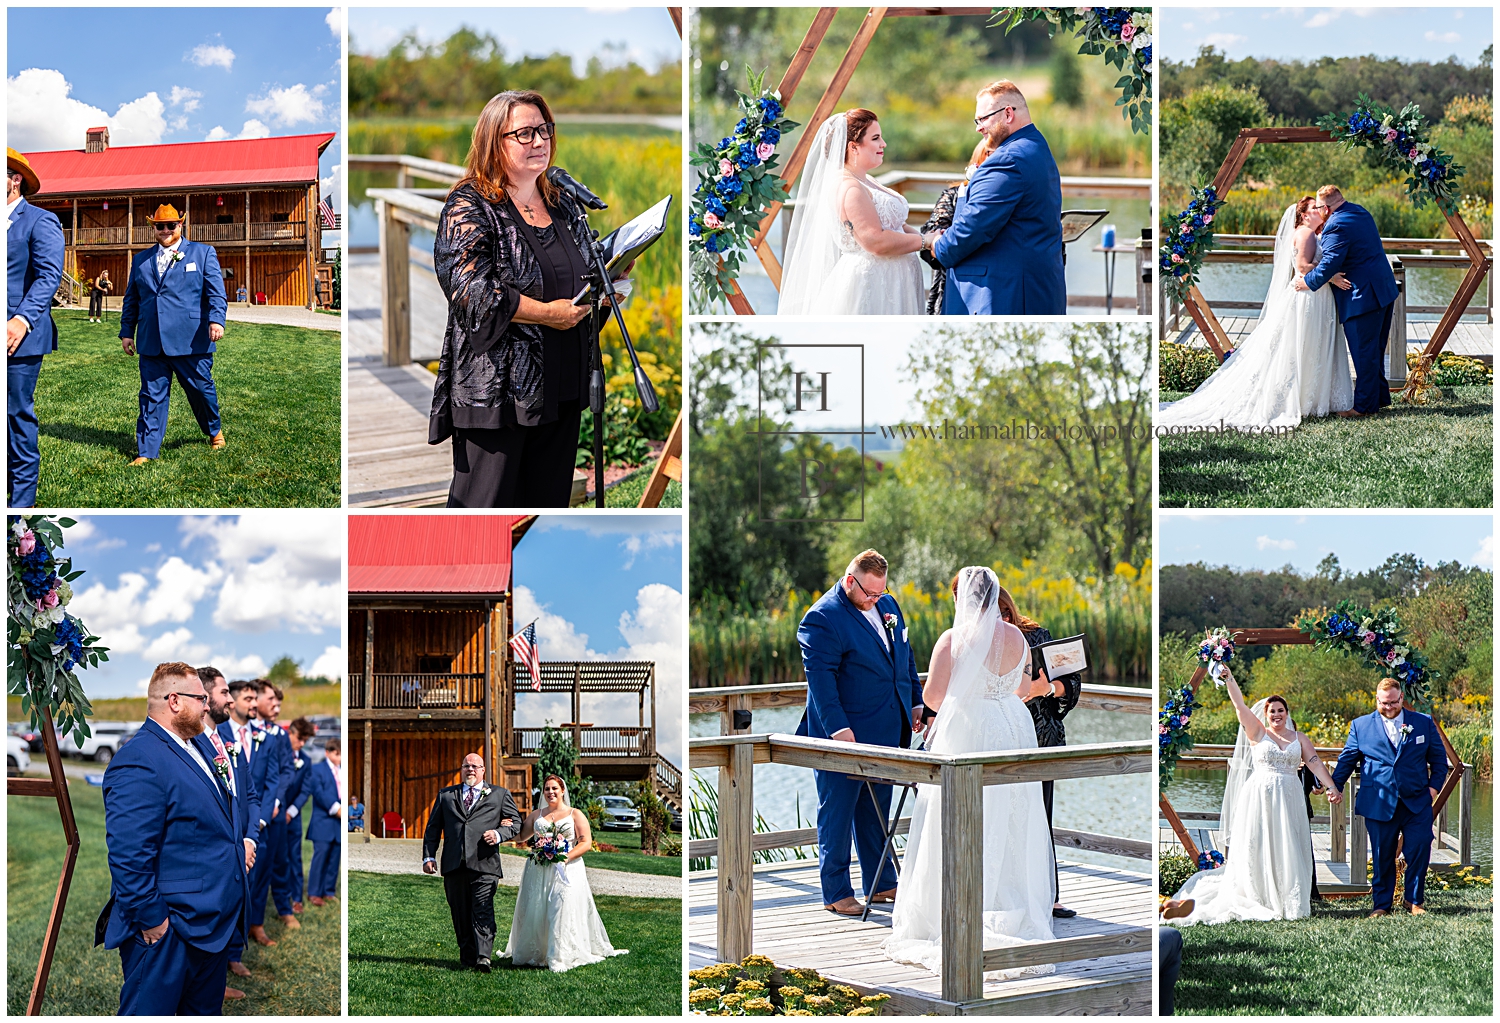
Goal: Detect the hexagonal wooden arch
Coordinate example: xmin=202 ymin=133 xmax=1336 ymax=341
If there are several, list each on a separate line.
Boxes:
xmin=1181 ymin=127 xmax=1492 ymax=364
xmin=1160 ymin=626 xmax=1463 ymax=886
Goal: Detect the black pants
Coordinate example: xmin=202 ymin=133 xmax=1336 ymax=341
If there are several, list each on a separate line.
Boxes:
xmin=1042 ymin=778 xmax=1059 ymax=902
xmin=447 ymin=400 xmax=582 ymax=508
xmin=443 ymin=867 xmax=499 ymax=965
xmin=1158 ymin=926 xmax=1183 ymax=1015
xmin=88 ymin=291 xmax=105 ymax=317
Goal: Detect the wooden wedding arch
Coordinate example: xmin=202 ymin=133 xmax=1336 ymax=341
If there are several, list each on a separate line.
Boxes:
xmin=1159 ymin=626 xmax=1465 ymax=896
xmin=1181 ymin=127 xmax=1493 ymax=363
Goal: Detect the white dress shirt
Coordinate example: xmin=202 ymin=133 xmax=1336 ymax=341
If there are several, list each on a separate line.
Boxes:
xmin=1382 ymin=710 xmax=1404 ymax=747
xmin=164 ymin=726 xmax=218 ymax=787
xmin=861 ymin=605 xmax=890 ymax=650
xmin=156 ymin=237 xmax=182 ymax=276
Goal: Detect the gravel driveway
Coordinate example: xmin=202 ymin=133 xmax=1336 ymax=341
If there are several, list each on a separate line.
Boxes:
xmin=348 ymin=839 xmax=682 ymax=899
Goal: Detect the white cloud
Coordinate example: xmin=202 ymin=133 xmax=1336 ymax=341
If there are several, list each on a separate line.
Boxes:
xmin=326 ymin=8 xmax=345 ymax=38
xmin=1201 ymin=32 xmax=1247 ymax=49
xmin=143 ymin=627 xmax=212 ymax=664
xmin=620 ymin=530 xmax=681 ymax=569
xmin=63 ymin=520 xmax=97 ymax=541
xmin=169 ymin=116 xmax=189 ymax=132
xmin=209 ymin=652 xmax=271 ymax=679
xmin=180 ymin=514 xmax=342 ymax=633
xmin=514 ymin=585 xmax=593 ymax=660
xmin=7 ymin=68 xmax=165 ymax=150
xmin=1255 ymin=535 xmax=1297 ymax=551
xmin=307 ymin=645 xmax=346 ymax=681
xmin=206 ymin=119 xmax=272 ymax=142
xmin=320 ymin=164 xmax=343 ymax=210
xmin=1425 ymin=30 xmax=1462 ymax=44
xmin=190 ymin=43 xmax=236 ymax=70
xmin=169 ymin=86 xmax=202 ymax=113
xmin=145 ymin=557 xmax=223 ymax=624
xmin=1474 ymin=535 xmax=1494 ymax=569
xmin=245 ymin=83 xmax=326 ymax=127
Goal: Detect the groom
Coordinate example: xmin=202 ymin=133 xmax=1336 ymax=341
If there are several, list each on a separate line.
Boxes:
xmin=1330 ymin=679 xmax=1449 ymax=917
xmin=422 ymin=753 xmax=522 ymax=971
xmin=929 ymin=81 xmax=1065 ymax=315
xmin=1296 ymin=184 xmax=1399 ymax=416
xmin=796 ymin=549 xmax=922 ymax=915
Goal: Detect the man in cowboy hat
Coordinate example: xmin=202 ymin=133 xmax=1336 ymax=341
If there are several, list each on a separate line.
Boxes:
xmin=119 ymin=202 xmax=227 ymax=464
xmin=7 ymin=148 xmax=64 ymax=507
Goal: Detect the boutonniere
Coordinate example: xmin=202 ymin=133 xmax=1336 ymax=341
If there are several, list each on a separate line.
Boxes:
xmin=479 ymin=784 xmax=492 ymax=798
xmin=293 ymin=757 xmax=304 ymax=769
xmin=252 ymin=730 xmax=266 ymax=746
xmin=213 ymin=751 xmax=232 ymax=781
xmin=882 ymin=612 xmax=898 ymax=633
xmin=1398 ymin=724 xmax=1413 ymax=742
xmin=224 ymin=741 xmax=240 ymax=758
xmin=170 ymin=249 xmax=185 ymax=264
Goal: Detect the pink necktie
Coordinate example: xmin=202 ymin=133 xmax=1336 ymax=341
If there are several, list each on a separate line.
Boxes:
xmin=208 ymin=731 xmax=234 ymax=795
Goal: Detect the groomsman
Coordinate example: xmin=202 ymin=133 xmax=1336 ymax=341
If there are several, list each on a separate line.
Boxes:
xmin=7 ymin=148 xmax=63 ymax=507
xmin=254 ymin=683 xmax=299 ymax=934
xmin=118 ymin=202 xmax=228 ymax=464
xmin=279 ymin=717 xmax=319 ymax=913
xmin=221 ymin=679 xmax=289 ymax=947
xmin=305 ymin=739 xmax=344 ymax=905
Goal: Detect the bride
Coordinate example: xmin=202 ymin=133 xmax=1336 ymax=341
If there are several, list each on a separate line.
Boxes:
xmin=503 ymin=774 xmax=628 ymax=972
xmin=1159 ymin=197 xmax=1355 ymax=430
xmin=884 ymin=567 xmax=1056 ymax=977
xmin=1167 ymin=668 xmax=1341 ymax=926
xmin=778 ymin=108 xmax=927 ymax=315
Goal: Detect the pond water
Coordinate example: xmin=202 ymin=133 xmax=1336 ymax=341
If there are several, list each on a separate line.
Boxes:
xmin=1197 ymin=263 xmax=1486 ymax=321
xmin=1166 ymin=768 xmax=1492 ymax=874
xmin=691 ymin=701 xmax=1152 ymax=872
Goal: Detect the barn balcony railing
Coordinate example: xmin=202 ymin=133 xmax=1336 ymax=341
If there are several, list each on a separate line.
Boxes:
xmin=511 ymin=726 xmax=655 ymax=758
xmin=368 ymin=672 xmax=485 ymax=710
xmin=73 ymin=226 xmax=130 ymax=246
xmin=248 ymin=221 xmax=307 ymax=241
xmin=191 ymin=223 xmax=246 ymax=242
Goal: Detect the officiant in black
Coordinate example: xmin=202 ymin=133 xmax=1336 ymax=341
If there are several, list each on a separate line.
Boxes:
xmin=429 ymin=89 xmax=598 ymax=508
xmin=421 ymin=753 xmax=523 ymax=971
xmin=996 ymin=585 xmax=1083 ymax=919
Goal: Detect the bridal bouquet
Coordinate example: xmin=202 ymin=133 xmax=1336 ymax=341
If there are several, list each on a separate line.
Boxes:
xmin=7 ymin=516 xmax=107 ymax=745
xmin=1297 ymin=600 xmax=1435 ymax=709
xmin=689 ymin=66 xmax=801 ymax=308
xmin=990 ymin=8 xmax=1152 ymax=133
xmin=1197 ymin=627 xmax=1236 ymax=685
xmin=1317 ymin=94 xmax=1464 ymax=214
xmin=529 ymin=828 xmax=571 ymax=866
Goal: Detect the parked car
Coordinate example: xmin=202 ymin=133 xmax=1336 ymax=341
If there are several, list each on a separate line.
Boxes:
xmin=8 ymin=735 xmax=31 ymax=776
xmin=669 ymin=805 xmax=682 ymax=832
xmin=61 ymin=720 xmax=140 ymax=763
xmin=597 ymin=795 xmax=642 ymax=831
xmin=302 ymin=714 xmax=341 ymax=763
xmin=10 ymin=721 xmax=56 ymax=754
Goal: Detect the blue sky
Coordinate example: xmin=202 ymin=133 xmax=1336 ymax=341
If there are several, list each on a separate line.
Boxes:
xmin=1158 ymin=512 xmax=1494 ymax=574
xmin=8 ymin=7 xmax=343 ymax=217
xmin=47 ymin=514 xmax=345 ymax=701
xmin=1164 ymin=7 xmax=1493 ymax=65
xmin=512 ymin=514 xmax=684 ymax=766
xmin=349 ymin=6 xmax=680 ymax=73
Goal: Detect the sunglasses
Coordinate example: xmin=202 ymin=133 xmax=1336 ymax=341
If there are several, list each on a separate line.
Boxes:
xmin=501 ymin=122 xmax=556 ymax=145
xmin=154 ymin=222 xmax=180 ymax=230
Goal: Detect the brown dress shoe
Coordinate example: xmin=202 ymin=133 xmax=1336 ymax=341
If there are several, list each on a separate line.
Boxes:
xmin=868 ymin=887 xmax=897 ymax=904
xmin=309 ymin=896 xmax=326 ymax=907
xmin=229 ymin=961 xmax=251 ymax=978
xmin=223 ymin=987 xmax=246 ymax=1000
xmin=292 ymin=901 xmax=304 ymax=914
xmin=824 ymin=897 xmax=863 ymax=916
xmin=210 ymin=430 xmax=226 ymax=449
xmin=1162 ymin=898 xmax=1196 ymax=921
xmin=249 ymin=924 xmax=277 ymax=946
xmin=1409 ymin=904 xmax=1427 ymax=915
xmin=129 ymin=456 xmax=153 ymax=466
xmin=1336 ymin=410 xmax=1366 ymax=419
xmin=281 ymin=913 xmax=301 ymax=929
xmin=1368 ymin=909 xmax=1390 ymax=918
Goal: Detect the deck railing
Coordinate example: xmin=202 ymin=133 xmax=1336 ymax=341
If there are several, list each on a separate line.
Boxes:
xmin=68 ymin=222 xmax=310 ymax=246
xmin=690 ymin=733 xmax=1152 ymax=1004
xmin=368 ymin=672 xmax=485 ymax=710
xmin=655 ymin=755 xmax=683 ymax=807
xmin=511 ymin=726 xmax=655 ymax=758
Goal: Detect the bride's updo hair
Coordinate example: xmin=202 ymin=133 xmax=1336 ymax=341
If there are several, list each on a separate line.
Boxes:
xmin=1264 ymin=694 xmax=1290 ymax=717
xmin=844 ymin=108 xmax=879 ymax=155
xmin=1294 ymin=195 xmax=1318 ymax=226
xmin=542 ymin=773 xmax=571 ymax=807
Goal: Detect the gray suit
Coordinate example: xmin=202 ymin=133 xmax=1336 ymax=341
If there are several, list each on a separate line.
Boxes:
xmin=423 ymin=783 xmax=523 ymax=964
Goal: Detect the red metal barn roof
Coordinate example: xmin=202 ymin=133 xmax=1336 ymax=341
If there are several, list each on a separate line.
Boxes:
xmin=349 ymin=515 xmax=533 ymax=595
xmin=24 ymin=133 xmax=336 ymax=197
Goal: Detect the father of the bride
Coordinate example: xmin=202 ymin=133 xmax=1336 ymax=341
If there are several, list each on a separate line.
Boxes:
xmin=96 ymin=661 xmax=254 ymax=1014
xmin=797 ymin=549 xmax=923 ymax=916
xmin=929 ymin=80 xmax=1065 ymax=315
xmin=1296 ymin=184 xmax=1399 ymax=416
xmin=422 ymin=753 xmax=523 ymax=971
xmin=1330 ymin=679 xmax=1449 ymax=917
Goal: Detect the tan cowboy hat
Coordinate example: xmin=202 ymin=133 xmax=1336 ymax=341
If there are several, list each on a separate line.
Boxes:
xmin=147 ymin=203 xmax=185 ymax=223
xmin=7 ymin=148 xmax=40 ymax=196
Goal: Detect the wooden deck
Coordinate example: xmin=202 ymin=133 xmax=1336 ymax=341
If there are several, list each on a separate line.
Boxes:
xmin=689 ymin=857 xmax=1153 ymax=1015
xmin=1172 ymin=316 xmax=1493 ymax=361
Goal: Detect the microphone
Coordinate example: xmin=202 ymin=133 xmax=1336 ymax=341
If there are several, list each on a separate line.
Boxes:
xmin=546 ymin=167 xmax=607 ymax=211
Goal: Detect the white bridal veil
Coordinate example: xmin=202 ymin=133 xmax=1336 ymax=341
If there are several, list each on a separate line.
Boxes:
xmin=1219 ymin=697 xmax=1270 ymax=850
xmin=777 ymin=113 xmax=848 ymax=314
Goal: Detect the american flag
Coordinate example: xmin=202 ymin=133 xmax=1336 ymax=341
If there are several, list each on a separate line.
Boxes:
xmin=318 ymin=196 xmax=336 ymax=229
xmin=509 ymin=621 xmax=541 ymax=691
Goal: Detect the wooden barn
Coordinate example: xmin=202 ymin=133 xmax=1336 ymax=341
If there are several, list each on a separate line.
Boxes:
xmin=348 ymin=515 xmax=681 ymax=841
xmin=24 ymin=128 xmax=335 ymax=308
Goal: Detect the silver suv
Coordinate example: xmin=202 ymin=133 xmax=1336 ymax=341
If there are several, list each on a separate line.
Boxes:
xmin=597 ymin=795 xmax=642 ymax=831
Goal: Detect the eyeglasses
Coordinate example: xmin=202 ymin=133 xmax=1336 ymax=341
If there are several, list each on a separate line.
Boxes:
xmin=170 ymin=691 xmax=208 ymax=704
xmin=501 ymin=122 xmax=556 ymax=145
xmin=461 ymin=763 xmax=484 ymax=772
xmin=849 ymin=575 xmax=889 ymax=600
xmin=154 ymin=222 xmax=180 ymax=231
xmin=974 ymin=106 xmax=1015 ymax=126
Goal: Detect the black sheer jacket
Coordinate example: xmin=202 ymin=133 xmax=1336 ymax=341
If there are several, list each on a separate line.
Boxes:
xmin=429 ymin=183 xmax=594 ymax=441
xmin=1024 ymin=625 xmax=1083 ymax=748
xmin=919 ymin=183 xmax=960 ymax=315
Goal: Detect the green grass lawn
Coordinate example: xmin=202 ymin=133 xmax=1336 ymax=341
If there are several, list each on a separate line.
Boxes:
xmin=348 ymin=871 xmax=681 ymax=1015
xmin=605 ymin=465 xmax=682 ymax=508
xmin=1158 ymin=385 xmax=1492 ymax=507
xmin=29 ymin=310 xmax=340 ymax=507
xmin=1172 ymin=888 xmax=1493 ymax=1015
xmin=7 ymin=782 xmax=339 ymax=1015
xmin=497 ymin=825 xmax=682 ymax=877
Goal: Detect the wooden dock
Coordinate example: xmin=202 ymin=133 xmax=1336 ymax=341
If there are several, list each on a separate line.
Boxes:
xmin=1171 ymin=316 xmax=1492 ymax=362
xmin=689 ymin=856 xmax=1152 ymax=1015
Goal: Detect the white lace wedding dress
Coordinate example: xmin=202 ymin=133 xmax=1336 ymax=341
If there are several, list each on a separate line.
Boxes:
xmin=778 ymin=114 xmax=924 ymax=315
xmin=1158 ymin=204 xmax=1353 ymax=430
xmin=1168 ymin=731 xmax=1313 ymax=925
xmin=884 ymin=568 xmax=1056 ymax=977
xmin=503 ymin=816 xmax=628 ymax=971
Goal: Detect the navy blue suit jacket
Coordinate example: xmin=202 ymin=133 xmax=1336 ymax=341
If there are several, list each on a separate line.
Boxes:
xmin=230 ymin=720 xmax=289 ymax=829
xmin=98 ymin=718 xmax=250 ymax=953
xmin=303 ymin=760 xmax=342 ymax=844
xmin=932 ymin=123 xmax=1066 ymax=315
xmin=119 ymin=238 xmax=227 ymax=355
xmin=796 ymin=584 xmax=920 ymax=747
xmin=1331 ymin=710 xmax=1448 ymax=822
xmin=283 ymin=752 xmax=312 ymax=824
xmin=7 ymin=197 xmax=63 ymax=357
xmin=215 ymin=720 xmax=263 ymax=841
xmin=1302 ymin=202 xmax=1398 ymax=322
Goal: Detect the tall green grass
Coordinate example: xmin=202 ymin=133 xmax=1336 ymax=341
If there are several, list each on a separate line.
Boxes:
xmin=687 ymin=773 xmax=812 ymax=872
